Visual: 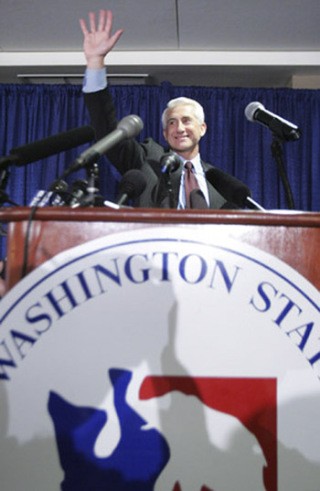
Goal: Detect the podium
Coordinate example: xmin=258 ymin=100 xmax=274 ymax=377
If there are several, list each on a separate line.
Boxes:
xmin=1 ymin=207 xmax=320 ymax=291
xmin=1 ymin=207 xmax=320 ymax=491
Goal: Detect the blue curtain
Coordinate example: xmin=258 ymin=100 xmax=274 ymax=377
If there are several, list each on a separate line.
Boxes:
xmin=1 ymin=82 xmax=320 ymax=215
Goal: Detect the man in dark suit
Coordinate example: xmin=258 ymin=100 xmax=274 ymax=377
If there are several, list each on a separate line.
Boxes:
xmin=80 ymin=9 xmax=238 ymax=209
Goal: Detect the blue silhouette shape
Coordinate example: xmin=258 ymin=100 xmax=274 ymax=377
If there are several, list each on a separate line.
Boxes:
xmin=48 ymin=369 xmax=170 ymax=490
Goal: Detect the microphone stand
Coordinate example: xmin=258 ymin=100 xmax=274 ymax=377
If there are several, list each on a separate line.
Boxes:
xmin=82 ymin=162 xmax=105 ymax=207
xmin=164 ymin=172 xmax=175 ymax=209
xmin=0 ymin=190 xmax=19 ymax=207
xmin=271 ymin=134 xmax=295 ymax=210
xmin=0 ymin=167 xmax=19 ymax=206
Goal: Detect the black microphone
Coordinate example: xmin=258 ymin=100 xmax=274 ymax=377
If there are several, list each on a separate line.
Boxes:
xmin=29 ymin=179 xmax=69 ymax=207
xmin=245 ymin=101 xmax=301 ymax=142
xmin=49 ymin=179 xmax=70 ymax=205
xmin=65 ymin=115 xmax=144 ymax=176
xmin=117 ymin=169 xmax=147 ymax=206
xmin=68 ymin=179 xmax=89 ymax=208
xmin=2 ymin=126 xmax=95 ymax=169
xmin=160 ymin=153 xmax=181 ymax=174
xmin=206 ymin=167 xmax=265 ymax=210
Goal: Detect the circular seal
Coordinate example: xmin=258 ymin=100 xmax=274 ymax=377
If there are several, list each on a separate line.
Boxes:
xmin=0 ymin=226 xmax=320 ymax=490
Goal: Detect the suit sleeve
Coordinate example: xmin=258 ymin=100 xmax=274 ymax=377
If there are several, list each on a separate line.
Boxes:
xmin=84 ymin=88 xmax=145 ymax=175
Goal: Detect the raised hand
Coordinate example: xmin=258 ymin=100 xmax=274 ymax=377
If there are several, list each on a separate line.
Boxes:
xmin=79 ymin=10 xmax=124 ymax=69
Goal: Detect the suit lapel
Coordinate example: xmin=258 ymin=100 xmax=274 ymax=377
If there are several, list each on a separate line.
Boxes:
xmin=201 ymin=161 xmax=228 ymax=209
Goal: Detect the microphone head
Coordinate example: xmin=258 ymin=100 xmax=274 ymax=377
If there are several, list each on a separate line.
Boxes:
xmin=206 ymin=167 xmax=251 ymax=207
xmin=245 ymin=101 xmax=300 ymax=141
xmin=244 ymin=101 xmax=264 ymax=122
xmin=160 ymin=153 xmax=181 ymax=173
xmin=45 ymin=179 xmax=69 ymax=206
xmin=49 ymin=179 xmax=68 ymax=193
xmin=118 ymin=169 xmax=147 ymax=201
xmin=117 ymin=115 xmax=144 ymax=139
xmin=70 ymin=179 xmax=88 ymax=193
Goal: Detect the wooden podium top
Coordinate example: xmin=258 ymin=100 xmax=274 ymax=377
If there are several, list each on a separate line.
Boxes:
xmin=1 ymin=206 xmax=320 ymax=226
xmin=1 ymin=206 xmax=320 ymax=291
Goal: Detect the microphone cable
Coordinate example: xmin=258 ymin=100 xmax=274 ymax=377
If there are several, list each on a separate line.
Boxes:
xmin=21 ymin=189 xmax=52 ymax=279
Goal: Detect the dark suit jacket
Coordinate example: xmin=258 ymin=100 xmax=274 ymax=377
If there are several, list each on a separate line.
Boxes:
xmin=84 ymin=87 xmax=232 ymax=209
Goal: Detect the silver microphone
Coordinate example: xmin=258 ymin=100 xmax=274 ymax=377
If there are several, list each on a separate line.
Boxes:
xmin=64 ymin=115 xmax=144 ymax=176
xmin=245 ymin=101 xmax=300 ymax=141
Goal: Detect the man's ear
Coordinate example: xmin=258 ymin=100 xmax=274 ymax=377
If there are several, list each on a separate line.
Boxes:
xmin=200 ymin=123 xmax=207 ymax=137
xmin=163 ymin=129 xmax=168 ymax=142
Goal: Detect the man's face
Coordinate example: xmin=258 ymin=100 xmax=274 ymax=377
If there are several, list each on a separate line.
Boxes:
xmin=163 ymin=104 xmax=207 ymax=159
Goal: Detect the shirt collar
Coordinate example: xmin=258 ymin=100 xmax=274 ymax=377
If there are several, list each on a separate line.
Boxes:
xmin=178 ymin=154 xmax=203 ymax=174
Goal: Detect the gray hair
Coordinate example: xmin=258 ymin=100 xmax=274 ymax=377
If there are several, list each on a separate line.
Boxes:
xmin=161 ymin=97 xmax=205 ymax=129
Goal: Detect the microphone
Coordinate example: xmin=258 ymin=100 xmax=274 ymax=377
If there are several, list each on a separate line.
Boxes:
xmin=29 ymin=179 xmax=69 ymax=207
xmin=245 ymin=101 xmax=301 ymax=142
xmin=68 ymin=179 xmax=89 ymax=208
xmin=116 ymin=169 xmax=147 ymax=206
xmin=49 ymin=179 xmax=69 ymax=194
xmin=160 ymin=153 xmax=181 ymax=174
xmin=206 ymin=167 xmax=265 ymax=210
xmin=1 ymin=126 xmax=95 ymax=169
xmin=49 ymin=179 xmax=70 ymax=205
xmin=65 ymin=115 xmax=144 ymax=176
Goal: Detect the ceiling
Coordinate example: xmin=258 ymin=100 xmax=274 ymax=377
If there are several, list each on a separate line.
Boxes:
xmin=1 ymin=0 xmax=320 ymax=88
